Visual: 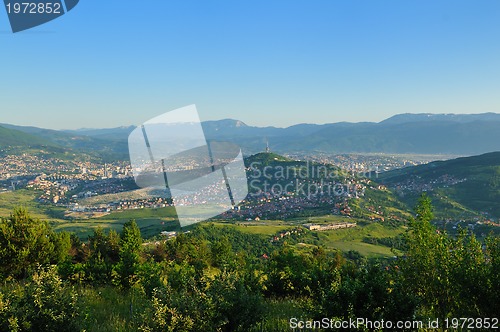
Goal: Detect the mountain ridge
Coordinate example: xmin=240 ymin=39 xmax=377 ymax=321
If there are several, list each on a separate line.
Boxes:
xmin=2 ymin=112 xmax=500 ymax=156
xmin=380 ymin=112 xmax=500 ymax=125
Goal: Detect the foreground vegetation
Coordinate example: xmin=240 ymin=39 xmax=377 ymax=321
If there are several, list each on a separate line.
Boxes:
xmin=0 ymin=195 xmax=499 ymax=331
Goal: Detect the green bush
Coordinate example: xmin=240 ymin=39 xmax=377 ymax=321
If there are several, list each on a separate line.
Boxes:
xmin=0 ymin=265 xmax=81 ymax=332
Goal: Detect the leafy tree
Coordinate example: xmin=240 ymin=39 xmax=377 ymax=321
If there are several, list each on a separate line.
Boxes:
xmin=0 ymin=208 xmax=60 ymax=279
xmin=414 ymin=192 xmax=434 ymax=223
xmin=484 ymin=236 xmax=500 ymax=316
xmin=264 ymin=248 xmax=317 ymax=297
xmin=120 ymin=220 xmax=142 ymax=253
xmin=397 ymin=194 xmax=498 ymax=320
xmin=138 ymin=260 xmax=165 ymax=297
xmin=88 ymin=227 xmax=120 ymax=264
xmin=399 ymin=194 xmax=454 ymax=320
xmin=313 ymin=263 xmax=417 ymax=328
xmin=138 ymin=286 xmax=195 ymax=332
xmin=207 ymin=270 xmax=266 ymax=332
xmin=446 ymin=229 xmax=487 ymax=316
xmin=211 ymin=236 xmax=233 ymax=269
xmin=68 ymin=233 xmax=90 ymax=263
xmin=140 ymin=266 xmax=216 ymax=332
xmin=50 ymin=231 xmax=72 ymax=264
xmin=84 ymin=227 xmax=119 ymax=285
xmin=114 ymin=220 xmax=142 ymax=289
xmin=107 ymin=229 xmax=121 ymax=263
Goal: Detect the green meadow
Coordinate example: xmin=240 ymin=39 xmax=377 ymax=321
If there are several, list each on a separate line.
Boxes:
xmin=0 ymin=190 xmax=66 ymax=221
xmin=210 ymin=218 xmax=405 ymax=258
xmin=1 ymin=190 xmax=405 ymax=258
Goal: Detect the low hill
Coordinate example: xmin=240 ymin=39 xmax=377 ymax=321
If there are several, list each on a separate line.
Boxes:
xmin=1 ymin=123 xmax=129 ymax=160
xmin=379 ymin=152 xmax=500 ymax=218
xmin=0 ymin=125 xmax=55 ymax=149
xmin=242 ymin=152 xmax=411 ymax=223
xmin=63 ymin=126 xmax=135 ymax=141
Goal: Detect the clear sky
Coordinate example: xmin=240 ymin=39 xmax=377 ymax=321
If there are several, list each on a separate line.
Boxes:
xmin=0 ymin=0 xmax=499 ymax=129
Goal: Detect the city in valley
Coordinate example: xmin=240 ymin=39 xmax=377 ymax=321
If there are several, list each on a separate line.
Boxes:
xmin=0 ymin=146 xmax=448 ymax=222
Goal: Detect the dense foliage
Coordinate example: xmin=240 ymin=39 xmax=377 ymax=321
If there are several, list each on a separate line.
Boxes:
xmin=0 ymin=197 xmax=498 ymax=331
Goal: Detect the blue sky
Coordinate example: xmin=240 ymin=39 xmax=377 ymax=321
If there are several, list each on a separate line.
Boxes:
xmin=0 ymin=0 xmax=499 ymax=129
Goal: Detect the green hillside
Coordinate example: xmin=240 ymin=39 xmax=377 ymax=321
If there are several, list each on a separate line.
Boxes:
xmin=245 ymin=152 xmax=342 ymax=174
xmin=244 ymin=152 xmax=411 ymax=222
xmin=245 ymin=152 xmax=293 ymax=165
xmin=0 ymin=123 xmax=128 ymax=160
xmin=244 ymin=152 xmax=347 ymax=196
xmin=379 ymin=152 xmax=500 ymax=218
xmin=0 ymin=125 xmax=55 ymax=149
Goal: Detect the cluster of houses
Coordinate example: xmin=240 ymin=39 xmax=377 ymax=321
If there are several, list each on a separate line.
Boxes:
xmin=268 ymin=222 xmax=357 ymax=243
xmin=302 ymin=222 xmax=357 ymax=231
xmin=270 ymin=227 xmax=304 ymax=242
xmin=160 ymin=231 xmax=177 ymax=239
xmin=391 ymin=174 xmax=467 ymax=195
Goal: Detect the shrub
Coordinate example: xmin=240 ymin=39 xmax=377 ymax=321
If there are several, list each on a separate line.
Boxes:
xmin=0 ymin=265 xmax=81 ymax=332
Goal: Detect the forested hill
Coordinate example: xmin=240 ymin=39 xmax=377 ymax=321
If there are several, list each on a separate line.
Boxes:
xmin=379 ymin=152 xmax=500 ymax=218
xmin=0 ymin=125 xmax=55 ymax=149
xmin=0 ymin=124 xmax=128 ymax=160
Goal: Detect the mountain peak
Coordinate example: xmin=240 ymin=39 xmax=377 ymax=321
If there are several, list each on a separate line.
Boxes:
xmin=203 ymin=119 xmax=247 ymax=128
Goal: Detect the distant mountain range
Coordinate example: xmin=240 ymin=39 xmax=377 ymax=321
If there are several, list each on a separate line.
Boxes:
xmin=380 ymin=112 xmax=500 ymax=125
xmin=207 ymin=113 xmax=500 ymax=155
xmin=1 ymin=112 xmax=500 ymax=156
xmin=63 ymin=126 xmax=136 ymax=141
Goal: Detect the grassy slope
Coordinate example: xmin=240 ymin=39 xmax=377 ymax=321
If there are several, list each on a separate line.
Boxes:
xmin=312 ymin=222 xmax=403 ymax=258
xmin=0 ymin=190 xmax=66 ymax=221
xmin=210 ymin=221 xmax=291 ymax=236
xmin=211 ymin=218 xmax=404 ymax=258
xmin=0 ymin=190 xmax=180 ymax=239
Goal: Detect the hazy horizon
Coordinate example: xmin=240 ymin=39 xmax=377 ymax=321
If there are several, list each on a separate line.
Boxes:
xmin=2 ymin=111 xmax=500 ymax=131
